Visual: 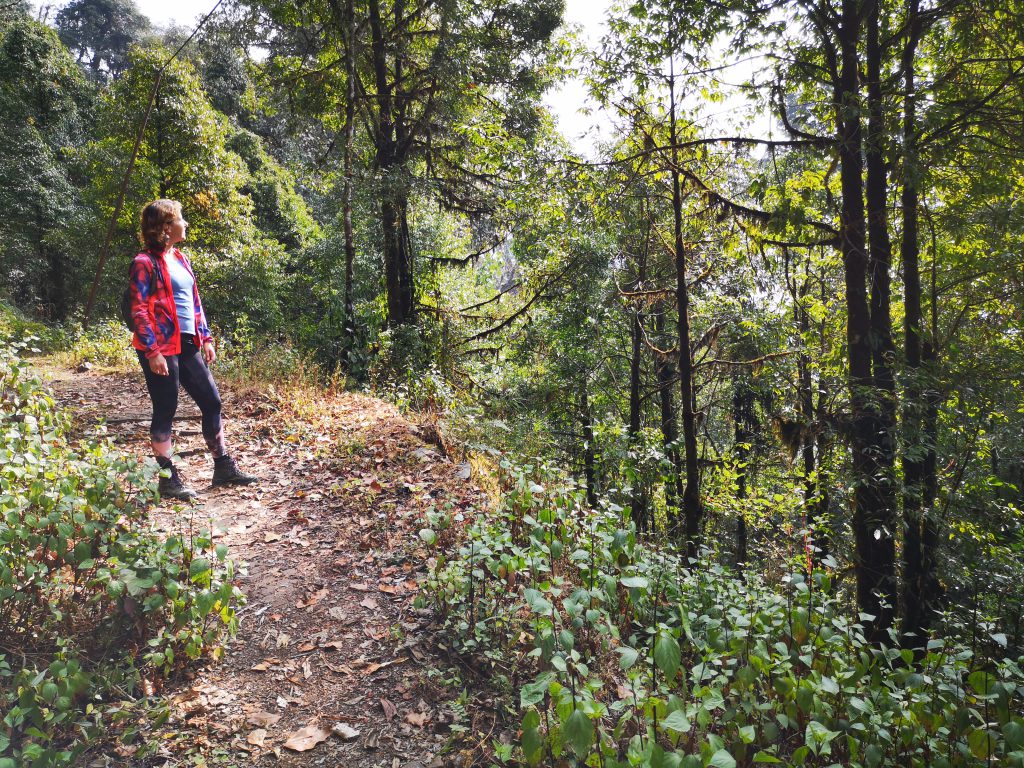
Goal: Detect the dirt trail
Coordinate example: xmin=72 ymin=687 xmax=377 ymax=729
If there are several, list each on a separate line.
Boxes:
xmin=43 ymin=363 xmax=481 ymax=767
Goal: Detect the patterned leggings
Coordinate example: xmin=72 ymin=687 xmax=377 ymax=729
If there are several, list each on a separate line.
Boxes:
xmin=138 ymin=334 xmax=226 ymax=459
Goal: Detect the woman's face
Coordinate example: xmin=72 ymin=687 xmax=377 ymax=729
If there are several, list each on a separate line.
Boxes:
xmin=164 ymin=213 xmax=188 ymax=247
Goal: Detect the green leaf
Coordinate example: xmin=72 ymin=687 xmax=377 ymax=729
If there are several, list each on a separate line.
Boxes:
xmin=521 ymin=673 xmax=553 ymax=707
xmin=522 ymin=726 xmax=543 ymax=765
xmin=969 ymin=670 xmax=994 ymax=695
xmin=564 ymin=708 xmax=593 ymax=757
xmin=620 ymin=575 xmax=649 ymax=589
xmin=706 ymin=749 xmax=736 ymax=768
xmin=753 ymin=753 xmax=782 ymax=764
xmin=654 ymin=633 xmax=681 ymax=680
xmin=968 ymin=728 xmax=996 ymax=760
xmin=189 ymin=557 xmax=211 ymax=579
xmin=805 ymin=721 xmax=839 ymax=756
xmin=661 ymin=709 xmax=691 ymax=733
xmin=617 ymin=646 xmax=639 ymax=670
xmin=418 ymin=528 xmax=437 ymax=545
xmin=1004 ymin=721 xmax=1024 ymax=750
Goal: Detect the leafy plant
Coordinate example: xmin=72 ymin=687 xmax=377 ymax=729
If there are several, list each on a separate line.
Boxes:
xmin=424 ymin=460 xmax=1024 ymax=767
xmin=0 ymin=336 xmax=241 ymax=767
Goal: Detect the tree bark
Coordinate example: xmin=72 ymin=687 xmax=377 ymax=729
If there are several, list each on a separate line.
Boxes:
xmin=581 ymin=382 xmax=598 ymax=508
xmin=655 ymin=311 xmax=683 ymax=522
xmin=732 ymin=376 xmax=752 ymax=569
xmin=368 ymin=0 xmax=414 ymax=327
xmin=342 ymin=0 xmax=357 ymax=364
xmin=863 ymin=0 xmax=899 ymax=637
xmin=836 ymin=0 xmax=896 ymax=641
xmin=628 ymin=239 xmax=649 ymax=531
xmin=668 ymin=61 xmax=702 ymax=559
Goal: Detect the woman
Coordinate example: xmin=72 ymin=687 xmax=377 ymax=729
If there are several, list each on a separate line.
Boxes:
xmin=129 ymin=199 xmax=256 ymax=499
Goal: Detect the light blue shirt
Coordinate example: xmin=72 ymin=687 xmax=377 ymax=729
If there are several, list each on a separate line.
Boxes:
xmin=164 ymin=254 xmax=196 ymax=335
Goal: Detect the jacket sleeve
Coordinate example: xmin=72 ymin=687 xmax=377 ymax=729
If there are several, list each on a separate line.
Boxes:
xmin=182 ymin=251 xmax=213 ymax=346
xmin=129 ymin=255 xmax=161 ymax=358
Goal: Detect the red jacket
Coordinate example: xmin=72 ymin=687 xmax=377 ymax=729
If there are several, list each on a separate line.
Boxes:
xmin=130 ymin=248 xmax=213 ymax=359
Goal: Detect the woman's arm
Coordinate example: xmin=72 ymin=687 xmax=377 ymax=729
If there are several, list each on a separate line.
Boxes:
xmin=130 ymin=255 xmax=161 ymax=357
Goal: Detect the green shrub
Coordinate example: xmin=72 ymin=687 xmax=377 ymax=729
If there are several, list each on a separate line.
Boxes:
xmin=423 ymin=460 xmax=1024 ymax=768
xmin=54 ymin=320 xmax=136 ymax=370
xmin=0 ymin=337 xmax=242 ymax=767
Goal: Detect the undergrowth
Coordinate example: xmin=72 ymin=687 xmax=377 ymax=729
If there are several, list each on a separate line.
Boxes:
xmin=422 ymin=460 xmax=1024 ymax=768
xmin=0 ymin=338 xmax=241 ymax=767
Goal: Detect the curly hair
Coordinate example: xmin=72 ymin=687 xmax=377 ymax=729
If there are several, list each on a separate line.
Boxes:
xmin=139 ymin=199 xmax=182 ymax=252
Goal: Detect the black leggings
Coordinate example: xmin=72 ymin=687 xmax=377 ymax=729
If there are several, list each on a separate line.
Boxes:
xmin=138 ymin=335 xmax=225 ymax=457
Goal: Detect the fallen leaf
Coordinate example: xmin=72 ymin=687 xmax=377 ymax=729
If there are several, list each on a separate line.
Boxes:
xmin=328 ymin=607 xmax=347 ymax=620
xmin=283 ymin=724 xmax=331 ymax=752
xmin=331 ymin=722 xmax=361 ymax=741
xmin=246 ymin=711 xmax=282 ymax=728
xmin=297 ymin=588 xmax=330 ymax=609
xmin=405 ymin=711 xmax=430 ymax=728
xmin=264 ymin=532 xmax=282 ymax=543
xmin=247 ymin=729 xmax=268 ymax=747
xmin=455 ymin=462 xmax=472 ymax=480
xmin=360 ymin=597 xmax=378 ymax=610
xmin=302 ymin=659 xmax=313 ymax=679
xmin=350 ymin=583 xmax=371 ymax=592
xmin=296 ymin=641 xmax=316 ymax=652
xmin=380 ymin=698 xmax=397 ymax=721
xmin=378 ymin=584 xmax=400 ymax=595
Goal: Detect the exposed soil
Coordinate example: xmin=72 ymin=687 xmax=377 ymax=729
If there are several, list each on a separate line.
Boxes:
xmin=41 ymin=363 xmax=487 ymax=768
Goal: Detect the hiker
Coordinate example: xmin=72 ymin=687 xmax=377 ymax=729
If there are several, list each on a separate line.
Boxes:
xmin=128 ymin=198 xmax=257 ymax=499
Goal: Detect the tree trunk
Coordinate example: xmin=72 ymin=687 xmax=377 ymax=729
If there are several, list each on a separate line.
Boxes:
xmin=368 ymin=0 xmax=414 ymax=327
xmin=655 ymin=311 xmax=682 ymax=523
xmin=668 ymin=61 xmax=702 ymax=559
xmin=581 ymin=383 xmax=598 ymax=508
xmin=863 ymin=0 xmax=899 ymax=636
xmin=341 ymin=0 xmax=357 ymax=364
xmin=837 ymin=0 xmax=895 ymax=642
xmin=628 ymin=243 xmax=648 ymax=530
xmin=797 ymin=282 xmax=827 ymax=562
xmin=732 ymin=377 xmax=752 ymax=569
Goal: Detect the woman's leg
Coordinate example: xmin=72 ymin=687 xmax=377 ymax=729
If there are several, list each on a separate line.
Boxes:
xmin=177 ymin=343 xmax=226 ymax=457
xmin=139 ymin=351 xmax=196 ymax=499
xmin=178 ymin=342 xmax=257 ymax=485
xmin=138 ymin=351 xmax=180 ymax=462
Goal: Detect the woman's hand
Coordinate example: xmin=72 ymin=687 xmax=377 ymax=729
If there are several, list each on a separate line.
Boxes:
xmin=203 ymin=342 xmax=216 ymax=365
xmin=149 ymin=353 xmax=169 ymax=376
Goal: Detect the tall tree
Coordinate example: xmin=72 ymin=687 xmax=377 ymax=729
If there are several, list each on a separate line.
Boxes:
xmin=258 ymin=0 xmax=564 ymax=329
xmin=0 ymin=19 xmax=93 ymax=320
xmin=55 ymin=0 xmax=151 ymax=80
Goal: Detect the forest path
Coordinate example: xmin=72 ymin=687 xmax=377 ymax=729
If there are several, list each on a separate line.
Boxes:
xmin=41 ymin=362 xmax=482 ymax=768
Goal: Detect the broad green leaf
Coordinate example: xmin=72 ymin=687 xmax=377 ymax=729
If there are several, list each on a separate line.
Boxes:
xmin=968 ymin=728 xmax=996 ymax=760
xmin=564 ymin=708 xmax=593 ymax=757
xmin=706 ymin=749 xmax=736 ymax=768
xmin=654 ymin=634 xmax=680 ymax=680
xmin=661 ymin=709 xmax=691 ymax=733
xmin=617 ymin=645 xmax=640 ymax=670
xmin=620 ymin=575 xmax=649 ymax=589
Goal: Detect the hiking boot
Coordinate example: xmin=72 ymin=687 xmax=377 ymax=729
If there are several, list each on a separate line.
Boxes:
xmin=158 ymin=466 xmax=198 ymax=501
xmin=212 ymin=455 xmax=258 ymax=487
